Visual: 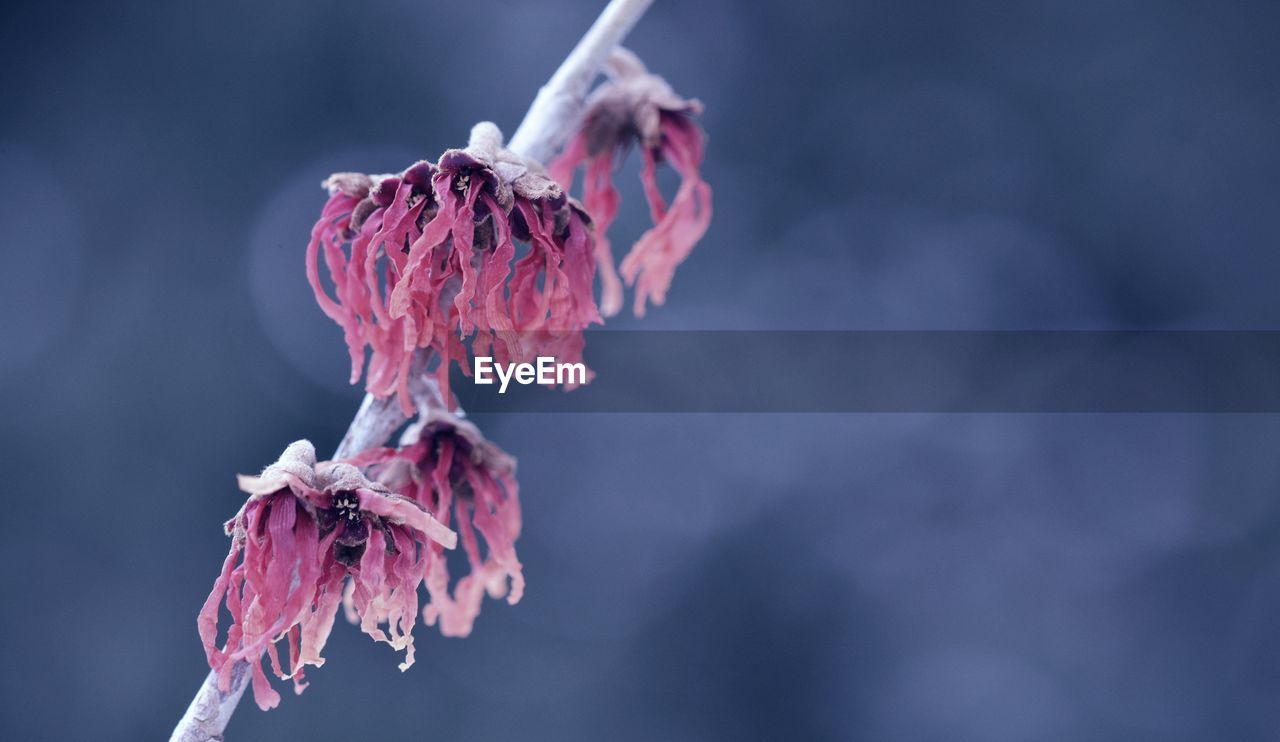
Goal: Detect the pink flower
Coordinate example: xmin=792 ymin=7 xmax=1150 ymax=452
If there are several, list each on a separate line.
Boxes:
xmin=353 ymin=408 xmax=523 ymax=638
xmin=550 ymin=48 xmax=713 ymax=317
xmin=198 ymin=441 xmax=457 ymax=710
xmin=307 ymin=123 xmax=600 ymax=415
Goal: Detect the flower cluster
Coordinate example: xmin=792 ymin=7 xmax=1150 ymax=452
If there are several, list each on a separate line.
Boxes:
xmin=353 ymin=407 xmax=523 ymax=638
xmin=198 ymin=441 xmax=456 ymax=710
xmin=200 ymin=45 xmax=712 ymax=716
xmin=308 ymin=123 xmax=600 ymax=415
xmin=549 ymin=48 xmax=713 ymax=317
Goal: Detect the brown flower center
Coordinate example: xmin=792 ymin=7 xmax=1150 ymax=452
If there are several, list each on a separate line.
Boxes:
xmin=322 ymin=491 xmax=370 ymax=567
xmin=333 ymin=493 xmax=360 ymax=522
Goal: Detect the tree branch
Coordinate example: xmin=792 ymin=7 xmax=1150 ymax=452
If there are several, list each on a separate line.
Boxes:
xmin=508 ymin=0 xmax=654 ymax=164
xmin=170 ymin=1 xmax=653 ymax=739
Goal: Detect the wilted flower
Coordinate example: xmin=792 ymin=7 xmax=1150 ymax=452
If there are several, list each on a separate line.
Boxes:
xmin=354 ymin=408 xmax=522 ymax=638
xmin=198 ymin=441 xmax=457 ymax=710
xmin=550 ymin=47 xmax=713 ymax=317
xmin=307 ymin=123 xmax=600 ymax=415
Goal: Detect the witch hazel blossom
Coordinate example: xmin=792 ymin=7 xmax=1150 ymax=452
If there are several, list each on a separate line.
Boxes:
xmin=199 ymin=441 xmax=456 ymax=710
xmin=353 ymin=407 xmax=523 ymax=638
xmin=550 ymin=47 xmax=713 ymax=317
xmin=179 ymin=8 xmax=713 ymax=735
xmin=308 ymin=122 xmax=601 ymax=415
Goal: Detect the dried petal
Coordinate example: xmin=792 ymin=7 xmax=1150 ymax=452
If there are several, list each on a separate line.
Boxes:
xmin=549 ymin=48 xmax=712 ymax=317
xmin=199 ymin=441 xmax=458 ymax=708
xmin=353 ymin=411 xmax=522 ymax=638
xmin=308 ymin=124 xmax=600 ymax=414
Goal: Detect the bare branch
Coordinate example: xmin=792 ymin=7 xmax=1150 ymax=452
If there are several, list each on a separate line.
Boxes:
xmin=508 ymin=0 xmax=655 ymax=164
xmin=170 ymin=663 xmax=248 ymax=742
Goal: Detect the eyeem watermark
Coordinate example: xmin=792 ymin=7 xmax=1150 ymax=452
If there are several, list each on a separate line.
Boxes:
xmin=473 ymin=356 xmax=587 ymax=393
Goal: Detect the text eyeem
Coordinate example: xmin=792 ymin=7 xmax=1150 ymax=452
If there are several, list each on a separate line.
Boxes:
xmin=473 ymin=356 xmax=586 ymax=393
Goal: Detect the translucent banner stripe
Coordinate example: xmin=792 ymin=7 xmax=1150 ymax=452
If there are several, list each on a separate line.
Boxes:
xmin=447 ymin=331 xmax=1280 ymax=413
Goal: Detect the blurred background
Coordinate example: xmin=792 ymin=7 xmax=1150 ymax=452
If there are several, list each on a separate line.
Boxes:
xmin=3 ymin=1 xmax=1280 ymax=739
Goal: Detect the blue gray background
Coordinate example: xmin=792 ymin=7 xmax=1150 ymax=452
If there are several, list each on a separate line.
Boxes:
xmin=3 ymin=1 xmax=1280 ymax=740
